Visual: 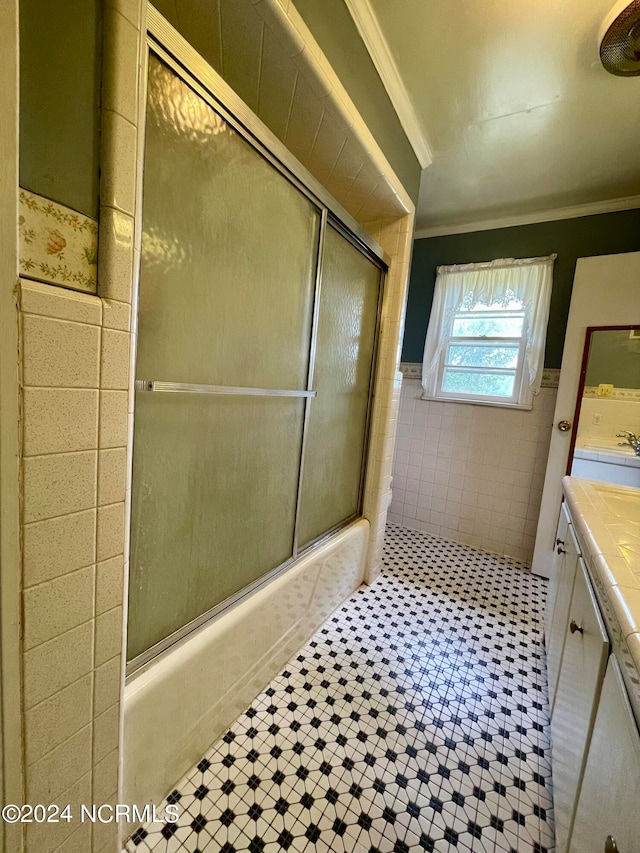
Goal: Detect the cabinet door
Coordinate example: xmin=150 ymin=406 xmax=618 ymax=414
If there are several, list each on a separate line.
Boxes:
xmin=551 ymin=560 xmax=609 ymax=853
xmin=545 ymin=502 xmax=571 ymax=639
xmin=546 ymin=521 xmax=581 ymax=710
xmin=569 ymin=656 xmax=640 ymax=853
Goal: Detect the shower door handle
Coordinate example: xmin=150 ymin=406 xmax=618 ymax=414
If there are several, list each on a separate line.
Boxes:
xmin=135 ymin=380 xmax=316 ymax=398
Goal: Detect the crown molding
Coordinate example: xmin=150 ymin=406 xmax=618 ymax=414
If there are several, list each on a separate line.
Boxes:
xmin=343 ymin=0 xmax=432 ymax=170
xmin=413 ymin=194 xmax=640 ymax=239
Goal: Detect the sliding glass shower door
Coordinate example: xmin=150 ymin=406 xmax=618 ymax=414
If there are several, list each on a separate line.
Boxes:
xmin=127 ymin=45 xmax=384 ymax=668
xmin=297 ymin=225 xmax=382 ymax=547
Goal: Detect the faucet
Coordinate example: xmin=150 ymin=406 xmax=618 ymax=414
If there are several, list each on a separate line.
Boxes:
xmin=616 ymin=431 xmax=640 ymax=456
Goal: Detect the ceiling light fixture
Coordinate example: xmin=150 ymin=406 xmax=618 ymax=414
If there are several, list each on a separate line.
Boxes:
xmin=600 ymin=0 xmax=640 ymax=76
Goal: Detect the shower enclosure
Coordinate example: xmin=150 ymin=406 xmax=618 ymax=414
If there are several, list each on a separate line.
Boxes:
xmin=126 ymin=29 xmax=386 ymax=672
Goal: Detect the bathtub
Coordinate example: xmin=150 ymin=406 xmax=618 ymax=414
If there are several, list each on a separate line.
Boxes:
xmin=122 ymin=519 xmax=370 ymax=811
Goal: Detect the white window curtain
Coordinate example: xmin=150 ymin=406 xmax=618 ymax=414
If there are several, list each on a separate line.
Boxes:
xmin=421 ymin=255 xmax=556 ymax=403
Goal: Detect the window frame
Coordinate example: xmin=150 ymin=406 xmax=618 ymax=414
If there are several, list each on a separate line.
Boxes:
xmin=433 ymin=300 xmax=529 ymax=407
xmin=421 ymin=256 xmax=556 ymax=410
xmin=437 ymin=331 xmax=528 ymax=406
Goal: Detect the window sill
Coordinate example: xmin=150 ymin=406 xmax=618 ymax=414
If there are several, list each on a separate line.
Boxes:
xmin=420 ymin=393 xmax=534 ymax=411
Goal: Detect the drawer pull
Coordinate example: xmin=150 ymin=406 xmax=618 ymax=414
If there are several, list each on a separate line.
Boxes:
xmin=604 ymin=836 xmax=619 ymax=853
xmin=557 ymin=545 xmax=566 ymax=554
xmin=570 ymin=619 xmax=584 ymax=635
xmin=556 ymin=538 xmax=565 ymax=547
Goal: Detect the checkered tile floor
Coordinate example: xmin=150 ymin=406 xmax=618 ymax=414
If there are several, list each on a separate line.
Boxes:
xmin=125 ymin=524 xmax=554 ymax=853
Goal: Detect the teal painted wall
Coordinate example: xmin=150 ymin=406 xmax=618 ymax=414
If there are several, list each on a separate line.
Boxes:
xmin=403 ymin=209 xmax=640 ymax=368
xmin=290 ymin=0 xmax=421 ymax=202
xmin=19 ymin=0 xmax=102 ymax=218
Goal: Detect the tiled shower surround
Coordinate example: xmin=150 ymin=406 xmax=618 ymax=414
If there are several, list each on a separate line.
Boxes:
xmin=20 ymin=280 xmax=129 ymax=853
xmin=124 ymin=526 xmax=553 ymax=853
xmin=14 ymin=1 xmax=415 ymax=849
xmin=389 ymin=378 xmax=558 ymax=564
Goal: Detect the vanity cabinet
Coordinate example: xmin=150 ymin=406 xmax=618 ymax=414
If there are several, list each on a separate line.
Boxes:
xmin=569 ymin=656 xmax=640 ymax=853
xmin=550 ymin=558 xmax=610 ymax=853
xmin=546 ymin=504 xmax=581 ymax=710
xmin=544 ymin=502 xmax=570 ymax=638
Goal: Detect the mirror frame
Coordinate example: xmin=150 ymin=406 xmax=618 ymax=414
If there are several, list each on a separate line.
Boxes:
xmin=567 ymin=324 xmax=640 ymax=473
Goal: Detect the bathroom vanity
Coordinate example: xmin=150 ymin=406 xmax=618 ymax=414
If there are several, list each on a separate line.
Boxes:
xmin=546 ymin=476 xmax=640 ymax=853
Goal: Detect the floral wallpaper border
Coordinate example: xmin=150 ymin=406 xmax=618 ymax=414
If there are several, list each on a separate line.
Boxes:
xmin=583 ymin=385 xmax=640 ymax=401
xmin=399 ymin=363 xmax=561 ymax=389
xmin=398 ymin=363 xmax=422 ymax=378
xmin=18 ymin=189 xmax=98 ymax=294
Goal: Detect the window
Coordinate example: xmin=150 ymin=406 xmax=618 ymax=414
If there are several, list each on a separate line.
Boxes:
xmin=422 ymin=256 xmax=555 ymax=408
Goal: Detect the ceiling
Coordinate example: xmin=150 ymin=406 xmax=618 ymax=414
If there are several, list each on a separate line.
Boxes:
xmin=348 ymin=0 xmax=640 ymax=232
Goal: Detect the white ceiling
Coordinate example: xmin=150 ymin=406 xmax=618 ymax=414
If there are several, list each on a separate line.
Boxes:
xmin=350 ymin=0 xmax=640 ymax=232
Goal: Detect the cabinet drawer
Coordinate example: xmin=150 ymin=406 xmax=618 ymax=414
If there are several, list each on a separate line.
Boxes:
xmin=569 ymin=656 xmax=640 ymax=853
xmin=551 ymin=558 xmax=610 ymax=853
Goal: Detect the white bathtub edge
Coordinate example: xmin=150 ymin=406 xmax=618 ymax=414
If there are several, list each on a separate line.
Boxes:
xmin=123 ymin=519 xmax=370 ymax=812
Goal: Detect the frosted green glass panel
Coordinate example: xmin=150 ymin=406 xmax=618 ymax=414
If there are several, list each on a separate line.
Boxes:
xmin=127 ymin=392 xmax=304 ymax=660
xmin=137 ymin=55 xmax=320 ymax=390
xmin=298 ymin=226 xmax=381 ymax=547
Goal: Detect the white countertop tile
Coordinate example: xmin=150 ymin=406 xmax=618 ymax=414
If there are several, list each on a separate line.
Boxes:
xmin=609 ymin=585 xmax=640 ymax=638
xmin=563 ymin=477 xmax=640 ymax=587
xmin=625 ymin=632 xmax=640 ymax=681
xmin=590 ymin=551 xmax=640 ymax=591
xmin=563 ymin=477 xmax=640 ymax=724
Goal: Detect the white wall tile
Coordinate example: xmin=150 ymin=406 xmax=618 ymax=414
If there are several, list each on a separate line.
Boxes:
xmin=100 ymin=111 xmax=137 ymax=216
xmin=21 ymin=280 xmax=102 ymax=325
xmin=25 ymin=771 xmax=91 ymax=853
xmin=284 ymin=72 xmax=325 ymax=166
xmin=96 ymin=555 xmax=124 ymax=615
xmin=93 ymin=703 xmax=120 ymax=764
xmin=98 ymin=447 xmax=127 ymax=506
xmin=26 ymin=724 xmax=92 ymax=803
xmin=99 ymin=390 xmax=128 ymax=448
xmin=23 ymin=566 xmax=95 ymax=651
xmin=97 ymin=503 xmax=125 ymax=562
xmin=91 ymin=795 xmax=119 ymax=853
xmin=256 ymin=25 xmax=298 ymax=140
xmin=93 ymin=748 xmax=119 ymax=804
xmin=23 ymin=509 xmax=96 ymax=588
xmin=23 ymin=451 xmax=98 ymax=524
xmin=102 ymin=298 xmax=131 ymax=331
xmin=94 ymin=655 xmax=122 ymax=717
xmin=98 ymin=208 xmax=134 ymax=303
xmin=22 ymin=388 xmax=98 ymax=456
xmin=102 ymin=8 xmax=140 ymax=123
xmin=23 ymin=621 xmax=94 ymax=709
xmin=22 ymin=316 xmax=100 ymax=388
xmin=391 ymin=378 xmax=556 ymax=563
xmin=52 ymin=819 xmax=92 ymax=853
xmin=100 ymin=328 xmax=131 ymax=390
xmin=95 ymin=606 xmax=123 ymax=668
xmin=24 ymin=675 xmax=93 ymax=765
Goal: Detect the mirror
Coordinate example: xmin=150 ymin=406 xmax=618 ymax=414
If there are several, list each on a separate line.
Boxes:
xmin=569 ymin=326 xmax=640 ymax=487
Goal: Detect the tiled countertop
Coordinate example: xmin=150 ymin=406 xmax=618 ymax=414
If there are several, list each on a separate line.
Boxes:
xmin=563 ymin=476 xmax=640 ymax=726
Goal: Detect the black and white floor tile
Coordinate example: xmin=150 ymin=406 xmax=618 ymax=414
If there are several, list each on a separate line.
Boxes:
xmin=125 ymin=525 xmax=554 ymax=853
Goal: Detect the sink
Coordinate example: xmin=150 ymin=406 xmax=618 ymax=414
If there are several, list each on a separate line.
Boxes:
xmin=582 ymin=442 xmax=633 ymax=455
